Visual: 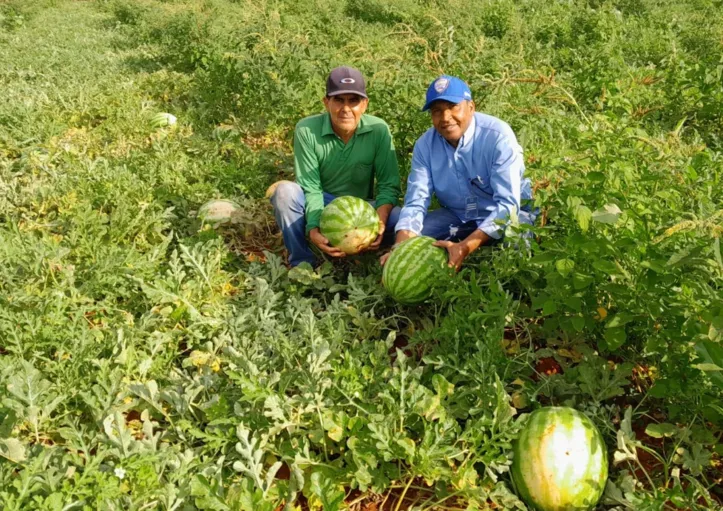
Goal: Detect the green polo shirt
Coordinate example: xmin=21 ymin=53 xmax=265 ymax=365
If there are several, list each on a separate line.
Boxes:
xmin=294 ymin=113 xmax=401 ymax=234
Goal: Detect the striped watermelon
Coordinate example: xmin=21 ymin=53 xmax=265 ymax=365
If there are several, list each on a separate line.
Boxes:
xmin=151 ymin=112 xmax=177 ymax=128
xmin=319 ymin=196 xmax=380 ymax=254
xmin=512 ymin=407 xmax=608 ymax=511
xmin=382 ymin=236 xmax=448 ymax=304
xmin=198 ymin=199 xmax=240 ymax=227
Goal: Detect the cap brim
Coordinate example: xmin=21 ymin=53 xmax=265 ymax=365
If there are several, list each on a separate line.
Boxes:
xmin=327 ymin=90 xmax=368 ymax=99
xmin=421 ymin=95 xmax=468 ymax=111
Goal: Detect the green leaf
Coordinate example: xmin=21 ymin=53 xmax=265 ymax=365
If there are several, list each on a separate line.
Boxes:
xmin=645 ymin=423 xmax=677 ymax=438
xmin=571 ymin=316 xmax=586 ymax=332
xmin=555 ymin=258 xmax=575 ymax=277
xmin=0 ymin=438 xmax=26 ymax=463
xmin=592 ymin=204 xmax=622 ymax=224
xmin=310 ymin=471 xmax=345 ymax=511
xmin=606 ymin=313 xmax=634 ymax=329
xmin=432 ymin=374 xmax=455 ymax=397
xmin=604 ymin=328 xmax=626 ymax=351
xmin=572 ymin=273 xmax=594 ymax=289
xmin=695 ymin=340 xmax=723 ymax=388
xmin=575 ymin=205 xmax=592 ymax=232
xmin=593 ymin=259 xmax=620 ymax=274
xmin=543 ymin=300 xmax=558 ymax=316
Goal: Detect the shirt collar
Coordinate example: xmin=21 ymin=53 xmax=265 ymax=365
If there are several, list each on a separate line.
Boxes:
xmin=459 ymin=114 xmax=476 ymax=148
xmin=322 ymin=113 xmax=373 ymax=138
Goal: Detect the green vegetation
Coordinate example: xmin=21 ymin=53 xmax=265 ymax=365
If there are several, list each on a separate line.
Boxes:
xmin=0 ymin=0 xmax=721 ymax=509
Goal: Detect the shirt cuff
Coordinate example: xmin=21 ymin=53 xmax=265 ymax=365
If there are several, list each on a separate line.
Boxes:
xmin=394 ymin=217 xmax=422 ymax=235
xmin=477 ymin=221 xmax=503 ymax=240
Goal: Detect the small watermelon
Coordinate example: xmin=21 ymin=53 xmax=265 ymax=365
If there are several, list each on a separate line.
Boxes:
xmin=151 ymin=112 xmax=177 ymax=128
xmin=319 ymin=196 xmax=380 ymax=254
xmin=511 ymin=407 xmax=608 ymax=511
xmin=382 ymin=236 xmax=448 ymax=304
xmin=198 ymin=199 xmax=240 ymax=227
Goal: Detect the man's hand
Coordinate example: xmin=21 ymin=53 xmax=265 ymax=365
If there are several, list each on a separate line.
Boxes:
xmin=379 ymin=229 xmax=417 ymax=266
xmin=309 ymin=228 xmax=346 ymax=258
xmin=367 ymin=219 xmax=385 ymax=251
xmin=367 ymin=204 xmax=393 ymax=252
xmin=433 ymin=240 xmax=470 ymax=271
xmin=433 ymin=229 xmax=490 ymax=271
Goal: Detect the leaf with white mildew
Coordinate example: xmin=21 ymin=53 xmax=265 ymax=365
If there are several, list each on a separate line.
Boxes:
xmin=592 ymin=204 xmax=622 ymax=224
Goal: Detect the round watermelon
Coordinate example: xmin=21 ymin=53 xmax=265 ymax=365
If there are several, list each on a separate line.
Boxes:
xmin=319 ymin=196 xmax=380 ymax=255
xmin=151 ymin=112 xmax=177 ymax=128
xmin=511 ymin=407 xmax=608 ymax=511
xmin=198 ymin=199 xmax=240 ymax=227
xmin=382 ymin=236 xmax=448 ymax=304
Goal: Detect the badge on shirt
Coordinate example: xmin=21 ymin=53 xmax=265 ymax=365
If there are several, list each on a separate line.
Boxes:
xmin=465 ymin=196 xmax=479 ymax=220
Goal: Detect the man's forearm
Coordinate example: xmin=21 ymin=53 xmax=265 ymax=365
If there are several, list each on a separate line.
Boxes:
xmin=376 ymin=203 xmax=393 ymax=225
xmin=460 ymin=229 xmax=491 ymax=255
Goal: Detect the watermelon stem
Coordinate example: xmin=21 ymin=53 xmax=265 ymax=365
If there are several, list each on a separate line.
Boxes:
xmin=393 ymin=476 xmax=415 ymax=511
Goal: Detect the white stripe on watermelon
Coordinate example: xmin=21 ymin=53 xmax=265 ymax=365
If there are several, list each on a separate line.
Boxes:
xmin=382 ymin=236 xmax=448 ymax=304
xmin=512 ymin=407 xmax=608 ymax=511
xmin=320 ymin=196 xmax=379 ymax=254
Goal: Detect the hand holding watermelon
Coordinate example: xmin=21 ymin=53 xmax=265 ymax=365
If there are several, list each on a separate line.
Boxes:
xmin=319 ymin=197 xmax=380 ymax=255
xmin=309 ymin=228 xmax=347 ymax=258
xmin=433 ymin=240 xmax=471 ymax=271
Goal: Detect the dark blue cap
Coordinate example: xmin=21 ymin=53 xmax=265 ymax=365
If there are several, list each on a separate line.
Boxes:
xmin=326 ymin=66 xmax=368 ymax=98
xmin=422 ymin=75 xmax=473 ymax=111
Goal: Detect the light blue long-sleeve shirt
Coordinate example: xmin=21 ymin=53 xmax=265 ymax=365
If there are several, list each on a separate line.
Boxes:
xmin=396 ymin=112 xmax=532 ymax=239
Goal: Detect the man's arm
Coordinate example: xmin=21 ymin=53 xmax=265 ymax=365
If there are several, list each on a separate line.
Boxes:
xmin=476 ymin=134 xmax=524 ymax=239
xmin=434 ymin=134 xmax=523 ymax=270
xmin=372 ymin=125 xmax=401 ymax=211
xmin=394 ymin=140 xmax=433 ymax=242
xmin=367 ymin=125 xmax=400 ymax=251
xmin=294 ymin=125 xmax=345 ymax=257
xmin=294 ymin=127 xmax=325 ymax=235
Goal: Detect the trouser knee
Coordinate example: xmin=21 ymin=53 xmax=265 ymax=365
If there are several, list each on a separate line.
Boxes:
xmin=270 ymin=181 xmax=304 ymax=214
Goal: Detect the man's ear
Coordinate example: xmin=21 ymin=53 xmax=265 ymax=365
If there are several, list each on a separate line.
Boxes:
xmin=468 ymin=100 xmax=476 ymax=113
xmin=360 ymin=98 xmax=369 ymax=114
xmin=322 ymin=96 xmax=330 ymax=110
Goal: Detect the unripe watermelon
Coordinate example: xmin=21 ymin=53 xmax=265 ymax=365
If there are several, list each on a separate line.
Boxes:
xmin=198 ymin=199 xmax=240 ymax=227
xmin=151 ymin=112 xmax=177 ymax=128
xmin=319 ymin=196 xmax=380 ymax=255
xmin=382 ymin=236 xmax=448 ymax=304
xmin=512 ymin=407 xmax=608 ymax=511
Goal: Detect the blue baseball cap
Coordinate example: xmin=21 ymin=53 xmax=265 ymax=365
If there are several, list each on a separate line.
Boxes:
xmin=422 ymin=75 xmax=473 ymax=111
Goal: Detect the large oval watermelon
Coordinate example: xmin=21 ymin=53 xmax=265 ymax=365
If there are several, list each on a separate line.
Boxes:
xmin=319 ymin=196 xmax=380 ymax=255
xmin=512 ymin=407 xmax=608 ymax=511
xmin=382 ymin=236 xmax=448 ymax=304
xmin=198 ymin=199 xmax=240 ymax=227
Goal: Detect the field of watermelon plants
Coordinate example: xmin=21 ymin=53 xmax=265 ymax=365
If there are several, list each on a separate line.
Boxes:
xmin=1 ymin=0 xmax=722 ymax=509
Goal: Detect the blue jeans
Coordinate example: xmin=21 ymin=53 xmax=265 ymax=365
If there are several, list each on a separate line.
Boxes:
xmin=418 ymin=207 xmax=538 ymax=241
xmin=270 ymin=181 xmax=401 ymax=267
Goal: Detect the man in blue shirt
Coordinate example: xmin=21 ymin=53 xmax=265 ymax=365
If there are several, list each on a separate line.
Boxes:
xmin=383 ymin=75 xmax=536 ymax=270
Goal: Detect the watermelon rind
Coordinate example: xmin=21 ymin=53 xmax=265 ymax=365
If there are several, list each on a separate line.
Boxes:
xmin=382 ymin=236 xmax=448 ymax=305
xmin=319 ymin=196 xmax=380 ymax=255
xmin=511 ymin=406 xmax=608 ymax=511
xmin=151 ymin=112 xmax=177 ymax=128
xmin=198 ymin=199 xmax=241 ymax=227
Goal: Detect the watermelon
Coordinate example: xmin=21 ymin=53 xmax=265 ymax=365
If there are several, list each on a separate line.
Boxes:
xmin=198 ymin=199 xmax=240 ymax=227
xmin=511 ymin=407 xmax=608 ymax=511
xmin=319 ymin=196 xmax=380 ymax=254
xmin=151 ymin=112 xmax=177 ymax=128
xmin=382 ymin=236 xmax=448 ymax=304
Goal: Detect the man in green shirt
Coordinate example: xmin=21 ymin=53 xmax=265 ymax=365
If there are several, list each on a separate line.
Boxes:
xmin=269 ymin=66 xmax=402 ymax=267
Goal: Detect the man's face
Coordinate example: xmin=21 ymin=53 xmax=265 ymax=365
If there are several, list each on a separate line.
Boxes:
xmin=323 ymin=93 xmax=368 ymax=134
xmin=429 ymin=100 xmax=475 ymax=146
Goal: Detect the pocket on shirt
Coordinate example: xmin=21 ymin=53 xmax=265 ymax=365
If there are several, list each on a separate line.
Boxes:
xmin=351 ymin=163 xmax=374 ymax=187
xmin=470 ymin=177 xmax=494 ymax=199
